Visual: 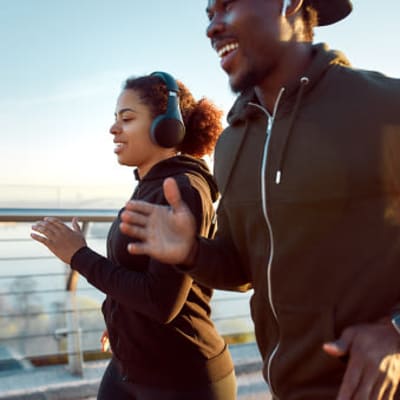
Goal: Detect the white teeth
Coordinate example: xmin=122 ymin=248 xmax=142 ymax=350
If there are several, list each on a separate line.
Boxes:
xmin=217 ymin=42 xmax=239 ymax=58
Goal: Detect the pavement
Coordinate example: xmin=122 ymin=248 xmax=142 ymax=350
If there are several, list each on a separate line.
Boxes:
xmin=0 ymin=342 xmax=271 ymax=399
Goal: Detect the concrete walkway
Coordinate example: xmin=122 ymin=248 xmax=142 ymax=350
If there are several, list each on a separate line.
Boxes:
xmin=0 ymin=342 xmax=271 ymax=399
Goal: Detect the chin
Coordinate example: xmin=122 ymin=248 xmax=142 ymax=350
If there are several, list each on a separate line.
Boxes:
xmin=117 ymin=158 xmax=127 ymax=166
xmin=230 ymin=66 xmax=267 ymax=93
xmin=230 ymin=73 xmax=255 ymax=94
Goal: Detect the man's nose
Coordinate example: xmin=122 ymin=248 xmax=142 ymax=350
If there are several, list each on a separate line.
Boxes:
xmin=206 ymin=14 xmax=225 ymax=39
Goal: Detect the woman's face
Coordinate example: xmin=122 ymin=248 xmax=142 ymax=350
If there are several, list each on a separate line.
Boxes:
xmin=110 ymin=89 xmax=166 ymax=176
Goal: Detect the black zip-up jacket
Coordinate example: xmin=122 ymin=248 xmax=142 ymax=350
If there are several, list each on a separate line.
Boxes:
xmin=185 ymin=44 xmax=400 ymax=398
xmin=71 ymin=155 xmax=233 ymax=389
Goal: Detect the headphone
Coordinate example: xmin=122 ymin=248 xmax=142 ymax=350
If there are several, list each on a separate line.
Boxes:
xmin=149 ymin=71 xmax=186 ymax=148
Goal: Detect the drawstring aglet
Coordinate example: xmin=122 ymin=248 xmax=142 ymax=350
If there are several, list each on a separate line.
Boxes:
xmin=275 ymin=170 xmax=282 ymax=184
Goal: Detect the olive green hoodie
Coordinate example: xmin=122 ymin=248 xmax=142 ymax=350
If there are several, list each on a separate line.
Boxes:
xmin=189 ymin=44 xmax=400 ymax=399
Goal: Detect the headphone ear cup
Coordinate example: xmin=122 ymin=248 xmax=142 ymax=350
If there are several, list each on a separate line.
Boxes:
xmin=149 ymin=71 xmax=186 ymax=148
xmin=151 ymin=116 xmax=185 ymax=148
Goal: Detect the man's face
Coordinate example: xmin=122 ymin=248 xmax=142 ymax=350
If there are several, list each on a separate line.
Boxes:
xmin=206 ymin=0 xmax=284 ymax=93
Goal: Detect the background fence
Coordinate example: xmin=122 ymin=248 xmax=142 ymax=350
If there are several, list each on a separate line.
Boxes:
xmin=0 ymin=208 xmax=254 ymax=377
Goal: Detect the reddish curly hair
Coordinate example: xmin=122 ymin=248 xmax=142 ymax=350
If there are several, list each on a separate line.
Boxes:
xmin=123 ymin=75 xmax=223 ymax=158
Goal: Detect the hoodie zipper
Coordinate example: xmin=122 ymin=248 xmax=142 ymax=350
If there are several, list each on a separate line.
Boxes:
xmin=247 ymin=77 xmax=309 ymax=398
xmin=249 ymin=87 xmax=285 ymax=399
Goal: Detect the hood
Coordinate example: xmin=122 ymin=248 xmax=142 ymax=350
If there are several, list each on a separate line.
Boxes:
xmin=224 ymin=43 xmax=352 ymax=185
xmin=134 ymin=155 xmax=219 ymax=202
xmin=226 ymin=43 xmax=351 ymax=125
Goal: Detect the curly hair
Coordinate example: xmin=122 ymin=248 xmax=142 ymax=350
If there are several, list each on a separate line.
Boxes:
xmin=302 ymin=3 xmax=318 ymax=40
xmin=123 ymin=75 xmax=223 ymax=158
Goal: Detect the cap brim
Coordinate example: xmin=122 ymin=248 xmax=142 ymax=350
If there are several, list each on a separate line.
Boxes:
xmin=307 ymin=0 xmax=353 ymax=26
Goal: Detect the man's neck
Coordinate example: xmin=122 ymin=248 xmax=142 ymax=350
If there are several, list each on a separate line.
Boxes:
xmin=255 ymin=43 xmax=313 ymax=113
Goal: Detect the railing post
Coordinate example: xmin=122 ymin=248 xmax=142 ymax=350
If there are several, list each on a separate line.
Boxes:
xmin=65 ymin=291 xmax=83 ymax=376
xmin=64 ymin=221 xmax=89 ymax=376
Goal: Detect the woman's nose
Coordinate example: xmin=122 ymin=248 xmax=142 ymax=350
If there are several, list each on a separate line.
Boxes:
xmin=109 ymin=121 xmax=119 ymax=135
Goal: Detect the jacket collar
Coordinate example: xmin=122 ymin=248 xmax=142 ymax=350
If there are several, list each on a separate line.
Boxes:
xmin=226 ymin=43 xmax=351 ymax=125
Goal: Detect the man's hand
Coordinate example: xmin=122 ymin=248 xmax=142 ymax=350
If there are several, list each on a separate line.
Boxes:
xmin=120 ymin=177 xmax=197 ymax=265
xmin=323 ymin=320 xmax=400 ymax=399
xmin=31 ymin=217 xmax=86 ymax=264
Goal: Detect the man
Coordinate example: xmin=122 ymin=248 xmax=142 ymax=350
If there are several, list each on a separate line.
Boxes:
xmin=120 ymin=0 xmax=400 ymax=398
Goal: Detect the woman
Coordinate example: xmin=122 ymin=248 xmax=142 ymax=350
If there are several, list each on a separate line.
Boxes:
xmin=31 ymin=72 xmax=236 ymax=399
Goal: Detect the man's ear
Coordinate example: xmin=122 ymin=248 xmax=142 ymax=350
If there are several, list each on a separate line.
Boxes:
xmin=283 ymin=0 xmax=304 ymax=17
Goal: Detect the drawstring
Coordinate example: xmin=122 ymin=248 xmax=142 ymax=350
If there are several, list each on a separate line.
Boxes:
xmin=275 ymin=76 xmax=309 ymax=184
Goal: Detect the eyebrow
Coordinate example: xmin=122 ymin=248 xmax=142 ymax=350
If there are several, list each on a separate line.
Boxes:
xmin=114 ymin=107 xmax=138 ymax=117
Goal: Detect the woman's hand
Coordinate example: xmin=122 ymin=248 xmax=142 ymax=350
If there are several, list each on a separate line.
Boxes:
xmin=100 ymin=330 xmax=112 ymax=353
xmin=31 ymin=217 xmax=87 ymax=264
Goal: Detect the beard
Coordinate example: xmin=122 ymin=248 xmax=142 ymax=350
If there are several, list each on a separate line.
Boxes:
xmin=229 ymin=64 xmax=273 ymax=94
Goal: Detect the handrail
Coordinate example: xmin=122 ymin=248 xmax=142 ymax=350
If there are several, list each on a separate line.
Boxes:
xmin=0 ymin=208 xmax=118 ymax=222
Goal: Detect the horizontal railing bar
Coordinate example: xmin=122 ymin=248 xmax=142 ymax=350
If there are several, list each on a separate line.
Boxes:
xmin=0 ymin=256 xmax=59 ymax=261
xmin=212 ymin=296 xmax=251 ymax=302
xmin=0 ymin=350 xmax=108 ymax=363
xmin=0 ymin=235 xmax=109 ymax=244
xmin=0 ymin=287 xmax=95 ymax=296
xmin=1 ymin=328 xmax=105 ymax=341
xmin=0 ymin=324 xmax=252 ymax=343
xmin=0 ymin=272 xmax=67 ymax=279
xmin=0 ymin=238 xmax=34 ymax=242
xmin=0 ymin=208 xmax=118 ymax=222
xmin=1 ymin=307 xmax=102 ymax=318
xmin=1 ymin=310 xmax=248 ymax=321
xmin=213 ymin=313 xmax=251 ymax=321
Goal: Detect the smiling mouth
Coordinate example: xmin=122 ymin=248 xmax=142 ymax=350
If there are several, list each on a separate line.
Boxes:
xmin=114 ymin=143 xmax=125 ymax=152
xmin=217 ymin=42 xmax=239 ymax=58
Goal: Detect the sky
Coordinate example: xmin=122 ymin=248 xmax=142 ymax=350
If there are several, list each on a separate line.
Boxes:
xmin=0 ymin=0 xmax=399 ymax=207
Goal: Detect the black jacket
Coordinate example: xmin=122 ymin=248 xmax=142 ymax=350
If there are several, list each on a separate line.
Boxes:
xmin=187 ymin=44 xmax=400 ymax=398
xmin=71 ymin=155 xmax=233 ymax=389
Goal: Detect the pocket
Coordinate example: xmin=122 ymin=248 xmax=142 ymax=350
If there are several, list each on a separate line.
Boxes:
xmin=271 ymin=304 xmax=345 ymax=397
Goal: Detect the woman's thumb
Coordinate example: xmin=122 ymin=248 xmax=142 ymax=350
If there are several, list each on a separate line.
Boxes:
xmin=72 ymin=217 xmax=81 ymax=232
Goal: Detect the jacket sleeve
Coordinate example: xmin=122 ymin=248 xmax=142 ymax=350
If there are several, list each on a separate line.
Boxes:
xmin=183 ymin=199 xmax=252 ymax=292
xmin=71 ymin=246 xmax=193 ymax=325
xmin=70 ymin=179 xmax=203 ymax=325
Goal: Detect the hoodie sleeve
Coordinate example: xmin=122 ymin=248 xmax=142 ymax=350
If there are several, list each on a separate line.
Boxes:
xmin=183 ymin=199 xmax=252 ymax=292
xmin=71 ymin=246 xmax=192 ymax=324
xmin=70 ymin=177 xmax=203 ymax=325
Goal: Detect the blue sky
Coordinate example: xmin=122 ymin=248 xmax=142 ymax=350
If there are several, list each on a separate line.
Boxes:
xmin=0 ymin=0 xmax=399 ymax=206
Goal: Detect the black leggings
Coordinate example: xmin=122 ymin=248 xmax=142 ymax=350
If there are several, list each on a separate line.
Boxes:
xmin=97 ymin=358 xmax=237 ymax=400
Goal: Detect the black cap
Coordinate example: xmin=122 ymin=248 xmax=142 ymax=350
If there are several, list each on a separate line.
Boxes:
xmin=305 ymin=0 xmax=353 ymax=26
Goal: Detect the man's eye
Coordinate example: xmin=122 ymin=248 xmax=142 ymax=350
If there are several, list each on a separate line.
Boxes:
xmin=222 ymin=0 xmax=235 ymax=10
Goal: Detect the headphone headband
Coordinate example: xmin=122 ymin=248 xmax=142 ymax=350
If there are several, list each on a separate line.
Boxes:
xmin=151 ymin=71 xmax=179 ymax=93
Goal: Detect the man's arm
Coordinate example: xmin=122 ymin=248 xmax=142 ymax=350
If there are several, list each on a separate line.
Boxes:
xmin=120 ymin=177 xmax=251 ymax=291
xmin=120 ymin=177 xmax=197 ymax=264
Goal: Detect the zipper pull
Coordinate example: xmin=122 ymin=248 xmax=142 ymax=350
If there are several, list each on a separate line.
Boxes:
xmin=275 ymin=170 xmax=281 ymax=184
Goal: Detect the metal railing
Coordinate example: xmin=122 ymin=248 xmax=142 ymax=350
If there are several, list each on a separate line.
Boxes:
xmin=0 ymin=208 xmax=253 ymax=377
